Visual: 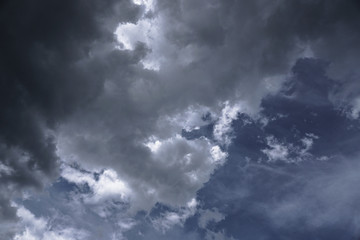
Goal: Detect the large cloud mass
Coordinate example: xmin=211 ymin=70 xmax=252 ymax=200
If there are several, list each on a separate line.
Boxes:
xmin=1 ymin=0 xmax=360 ymax=239
xmin=0 ymin=0 xmax=142 ymax=236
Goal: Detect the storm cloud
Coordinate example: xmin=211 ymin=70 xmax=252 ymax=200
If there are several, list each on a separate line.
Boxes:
xmin=0 ymin=0 xmax=143 ymax=234
xmin=1 ymin=0 xmax=360 ymax=239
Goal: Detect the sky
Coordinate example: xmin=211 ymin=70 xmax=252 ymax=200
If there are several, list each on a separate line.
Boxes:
xmin=1 ymin=0 xmax=360 ymax=239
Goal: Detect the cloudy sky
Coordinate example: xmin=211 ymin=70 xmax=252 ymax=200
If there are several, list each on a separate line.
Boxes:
xmin=1 ymin=0 xmax=360 ymax=239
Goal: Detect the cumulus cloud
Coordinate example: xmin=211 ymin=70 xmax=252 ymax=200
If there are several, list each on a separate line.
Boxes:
xmin=61 ymin=166 xmax=131 ymax=204
xmin=58 ymin=128 xmax=226 ymax=211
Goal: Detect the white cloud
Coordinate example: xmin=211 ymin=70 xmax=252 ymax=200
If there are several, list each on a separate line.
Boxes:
xmin=261 ymin=136 xmax=290 ymax=162
xmin=132 ymin=0 xmax=155 ymax=13
xmin=151 ymin=198 xmax=198 ymax=233
xmin=134 ymin=135 xmax=226 ymax=210
xmin=61 ymin=166 xmax=131 ymax=204
xmin=0 ymin=162 xmax=14 ymax=176
xmin=300 ymin=133 xmax=318 ymax=155
xmin=14 ymin=206 xmax=89 ymax=240
xmin=213 ymin=102 xmax=242 ymax=146
xmin=144 ymin=137 xmax=163 ymax=153
xmin=92 ymin=169 xmax=131 ymax=202
xmin=210 ymin=146 xmax=228 ymax=163
xmin=262 ymin=133 xmax=320 ymax=163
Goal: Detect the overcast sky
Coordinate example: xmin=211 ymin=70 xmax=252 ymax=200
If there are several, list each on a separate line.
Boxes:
xmin=1 ymin=0 xmax=360 ymax=239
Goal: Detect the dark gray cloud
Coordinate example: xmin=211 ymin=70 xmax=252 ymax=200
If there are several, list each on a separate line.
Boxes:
xmin=0 ymin=0 xmax=143 ymax=236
